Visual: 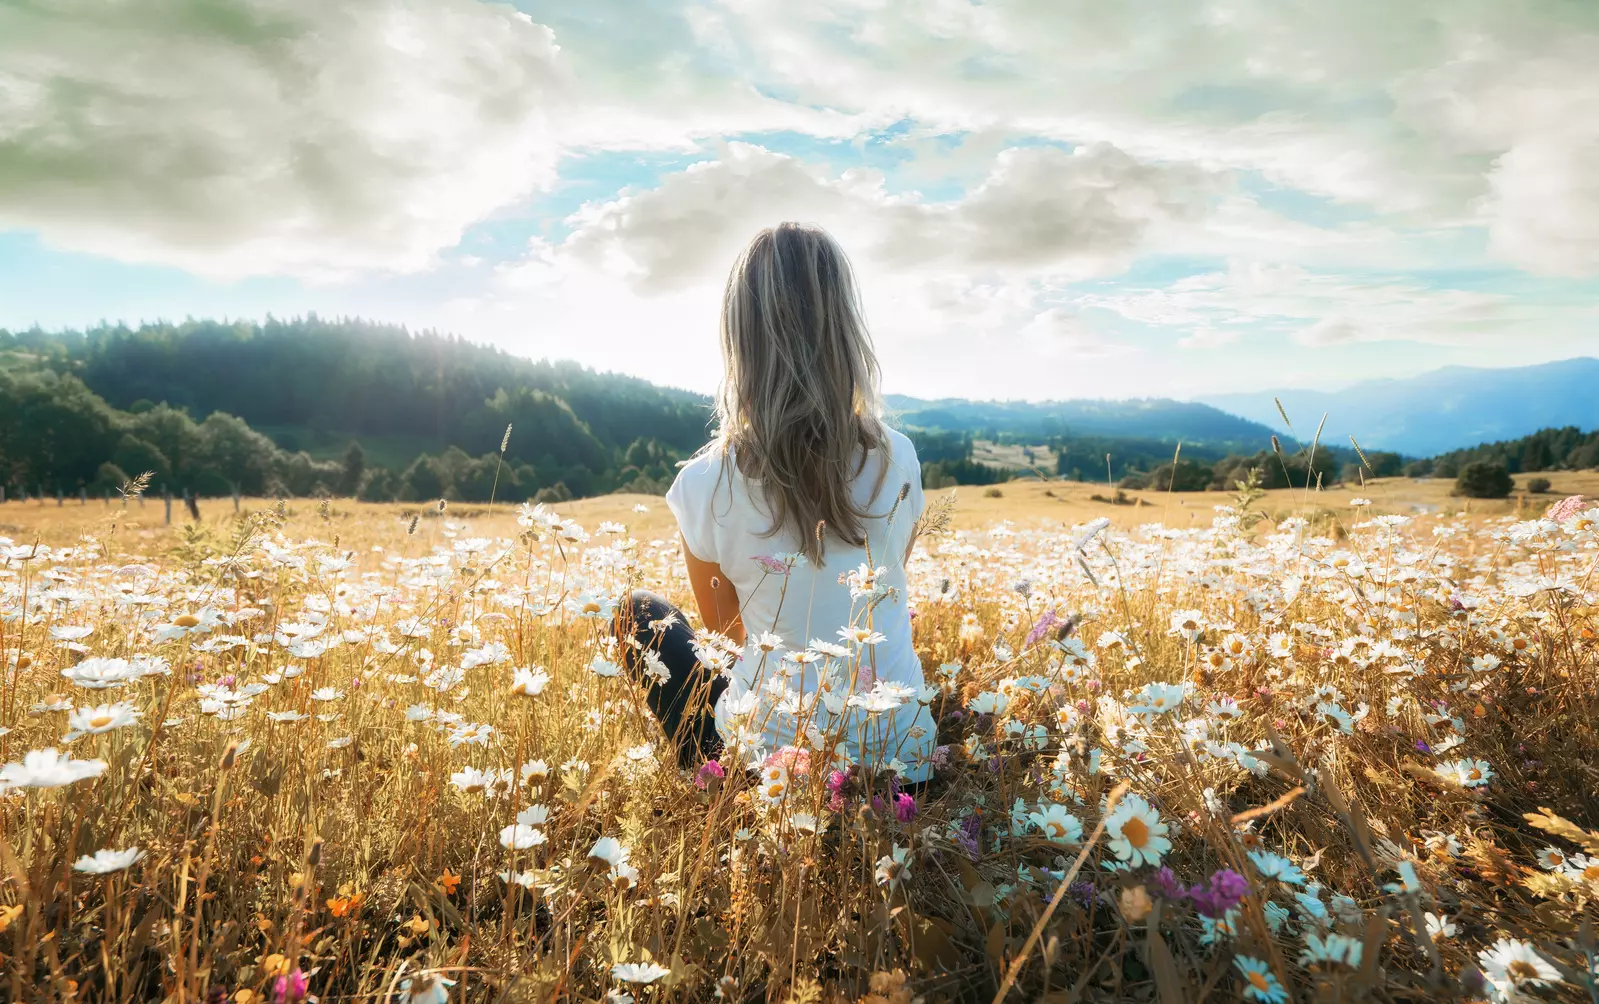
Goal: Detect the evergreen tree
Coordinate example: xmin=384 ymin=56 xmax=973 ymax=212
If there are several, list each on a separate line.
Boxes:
xmin=340 ymin=441 xmax=366 ymax=496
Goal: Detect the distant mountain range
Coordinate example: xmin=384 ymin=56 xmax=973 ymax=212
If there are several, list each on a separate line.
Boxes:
xmin=886 ymin=395 xmax=1281 ymax=453
xmin=1198 ymin=357 xmax=1599 ymax=458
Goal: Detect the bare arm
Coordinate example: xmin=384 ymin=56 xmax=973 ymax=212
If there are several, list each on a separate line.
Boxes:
xmin=681 ymin=533 xmax=745 ymax=646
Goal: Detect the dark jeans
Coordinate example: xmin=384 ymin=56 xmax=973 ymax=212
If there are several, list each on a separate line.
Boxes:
xmin=613 ymin=589 xmax=728 ymax=768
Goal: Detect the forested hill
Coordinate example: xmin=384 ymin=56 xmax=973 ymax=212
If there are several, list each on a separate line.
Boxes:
xmin=68 ymin=319 xmax=710 ymax=455
xmin=0 ymin=318 xmax=713 ymax=501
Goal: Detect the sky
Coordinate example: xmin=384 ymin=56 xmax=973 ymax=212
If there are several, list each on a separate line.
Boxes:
xmin=2 ymin=0 xmax=1598 ymax=401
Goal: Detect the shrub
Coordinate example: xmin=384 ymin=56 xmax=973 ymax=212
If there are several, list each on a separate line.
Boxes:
xmin=1526 ymin=476 xmax=1552 ymax=494
xmin=1151 ymin=459 xmax=1214 ymax=492
xmin=1454 ymin=460 xmax=1513 ymax=499
xmin=91 ymin=461 xmax=130 ymax=493
xmin=535 ymin=481 xmax=572 ymax=503
xmin=983 ymin=486 xmax=1004 ymax=498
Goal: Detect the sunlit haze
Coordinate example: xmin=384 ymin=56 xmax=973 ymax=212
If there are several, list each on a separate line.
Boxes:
xmin=4 ymin=2 xmax=1598 ymax=399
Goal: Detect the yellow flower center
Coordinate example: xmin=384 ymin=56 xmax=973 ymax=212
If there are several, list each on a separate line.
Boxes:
xmin=1122 ymin=816 xmax=1150 ymax=849
xmin=89 ymin=715 xmax=113 ymax=729
xmin=174 ymin=614 xmax=200 ymax=628
xmin=1583 ymin=864 xmax=1599 ymax=881
xmin=1247 ymin=971 xmax=1270 ymax=992
xmin=1467 ymin=767 xmax=1482 ymax=781
xmin=1507 ymin=960 xmax=1539 ymax=981
xmin=582 ymin=601 xmax=601 ymax=614
xmin=1046 ymin=821 xmax=1065 ymax=838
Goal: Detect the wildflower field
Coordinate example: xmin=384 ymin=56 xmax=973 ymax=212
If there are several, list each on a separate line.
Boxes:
xmin=2 ymin=476 xmax=1598 ymax=1003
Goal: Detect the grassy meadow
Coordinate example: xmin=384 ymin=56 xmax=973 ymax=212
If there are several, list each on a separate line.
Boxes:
xmin=2 ymin=473 xmax=1598 ymax=1002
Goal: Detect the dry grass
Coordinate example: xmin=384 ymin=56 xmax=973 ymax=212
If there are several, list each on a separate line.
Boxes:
xmin=1 ymin=480 xmax=1598 ymax=1002
xmin=8 ymin=470 xmax=1598 ymax=547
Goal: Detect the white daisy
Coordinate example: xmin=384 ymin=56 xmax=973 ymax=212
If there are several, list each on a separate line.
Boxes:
xmin=1105 ymin=793 xmax=1170 ymax=866
xmin=73 ymin=847 xmax=145 ymax=874
xmin=62 ymin=702 xmax=140 ymax=742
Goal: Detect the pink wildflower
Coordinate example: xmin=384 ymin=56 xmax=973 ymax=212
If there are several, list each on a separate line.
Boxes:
xmin=695 ymin=761 xmax=725 ymax=789
xmin=751 ymin=554 xmax=790 ymax=575
xmin=1547 ymin=495 xmax=1590 ymax=522
xmin=763 ymin=746 xmax=811 ymax=777
xmin=273 ymin=970 xmax=309 ymax=1004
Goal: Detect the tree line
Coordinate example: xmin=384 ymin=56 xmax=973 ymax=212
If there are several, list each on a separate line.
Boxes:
xmin=4 ymin=317 xmax=1591 ymax=503
xmin=0 ymin=318 xmax=710 ymax=502
xmin=1408 ymin=426 xmax=1599 ymax=479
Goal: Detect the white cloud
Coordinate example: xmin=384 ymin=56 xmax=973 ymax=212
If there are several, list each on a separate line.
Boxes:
xmin=1177 ymin=326 xmax=1239 ymax=350
xmin=696 ymin=0 xmax=1599 ymax=274
xmin=559 ymin=141 xmax=1222 ymax=291
xmin=1078 ymin=261 xmax=1522 ymax=348
xmin=561 ymin=143 xmax=863 ymax=292
xmin=0 ymin=0 xmax=566 ymax=277
xmin=1294 ymin=317 xmax=1364 ymax=348
xmin=1018 ymin=308 xmax=1136 ymax=359
xmin=8 ymin=0 xmax=1599 ymax=286
xmin=1387 ymin=32 xmax=1599 ymax=276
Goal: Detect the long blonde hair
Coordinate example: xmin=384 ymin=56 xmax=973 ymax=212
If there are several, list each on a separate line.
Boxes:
xmin=714 ymin=222 xmax=888 ymax=564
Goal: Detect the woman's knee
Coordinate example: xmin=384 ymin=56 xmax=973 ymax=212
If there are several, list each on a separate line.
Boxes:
xmin=613 ymin=589 xmax=672 ymax=640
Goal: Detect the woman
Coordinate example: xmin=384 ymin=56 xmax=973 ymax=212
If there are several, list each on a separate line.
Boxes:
xmin=615 ymin=222 xmax=933 ymax=785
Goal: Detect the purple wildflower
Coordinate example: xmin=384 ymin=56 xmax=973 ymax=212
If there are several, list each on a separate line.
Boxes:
xmin=1025 ymin=610 xmax=1062 ymax=648
xmin=1188 ymin=868 xmax=1249 ymax=919
xmin=894 ymin=792 xmax=918 ymax=823
xmin=825 ymin=768 xmax=854 ymax=811
xmin=1149 ymin=866 xmax=1186 ymax=902
xmin=954 ymin=815 xmax=981 ymax=860
xmin=1067 ymin=880 xmax=1096 ymax=906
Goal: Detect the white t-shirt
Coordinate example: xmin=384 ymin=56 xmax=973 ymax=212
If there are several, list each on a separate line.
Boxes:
xmin=665 ymin=426 xmax=935 ymax=781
